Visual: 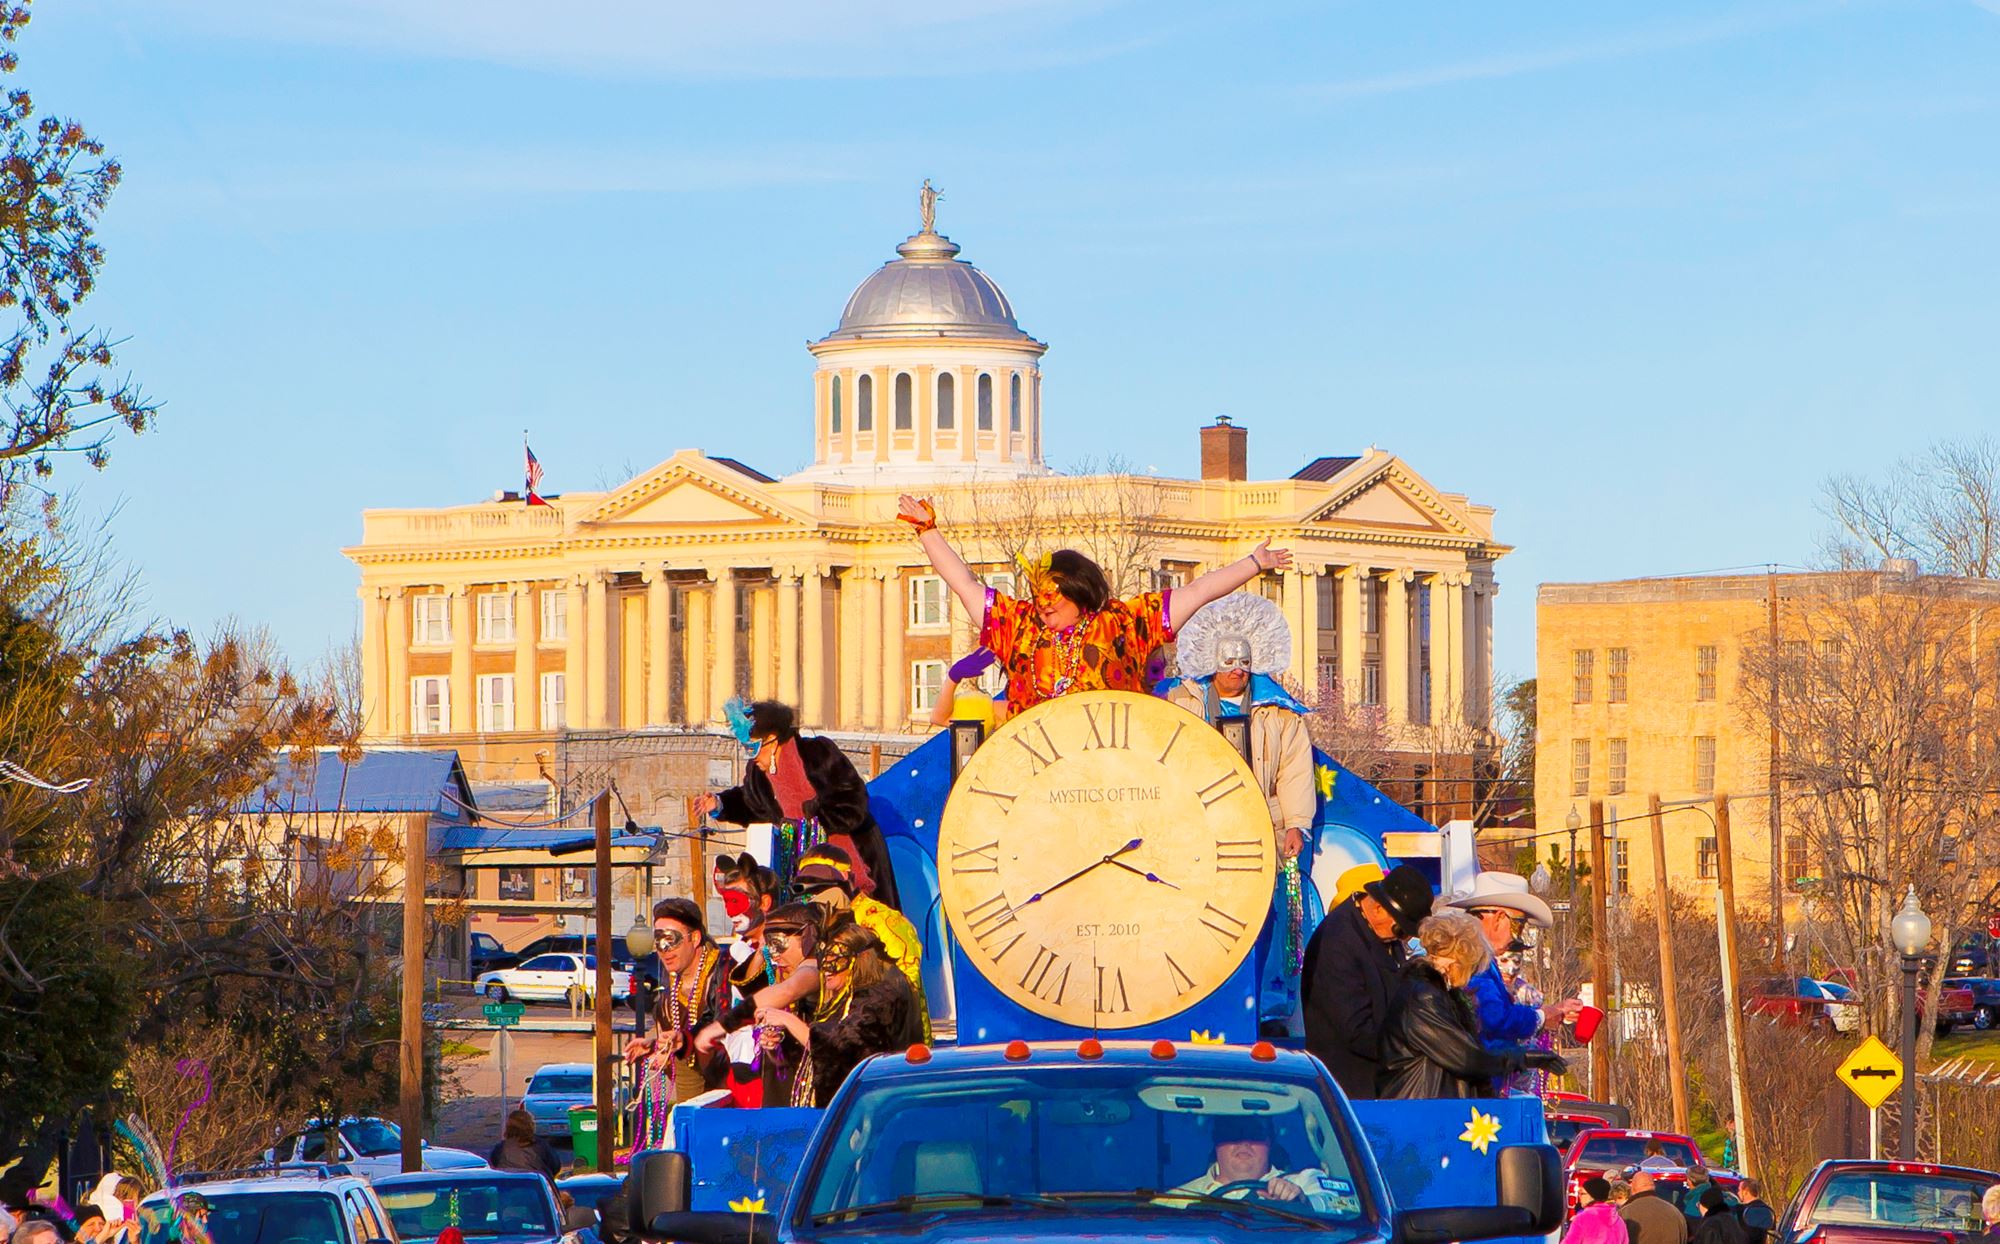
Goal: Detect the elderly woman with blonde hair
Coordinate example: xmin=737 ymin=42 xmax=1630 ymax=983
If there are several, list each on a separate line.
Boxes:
xmin=1378 ymin=910 xmax=1567 ymax=1099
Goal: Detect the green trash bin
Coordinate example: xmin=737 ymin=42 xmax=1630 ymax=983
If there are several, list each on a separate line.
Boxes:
xmin=569 ymin=1106 xmax=598 ymax=1169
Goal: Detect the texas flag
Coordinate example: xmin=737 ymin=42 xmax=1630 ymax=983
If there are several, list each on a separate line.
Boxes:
xmin=524 ymin=442 xmax=549 ymax=507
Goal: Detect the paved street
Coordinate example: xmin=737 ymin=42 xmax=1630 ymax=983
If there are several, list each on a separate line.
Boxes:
xmin=437 ymin=1028 xmax=601 ymax=1156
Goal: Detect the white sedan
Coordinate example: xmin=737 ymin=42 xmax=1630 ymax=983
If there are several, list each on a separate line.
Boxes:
xmin=475 ymin=953 xmax=631 ymax=1005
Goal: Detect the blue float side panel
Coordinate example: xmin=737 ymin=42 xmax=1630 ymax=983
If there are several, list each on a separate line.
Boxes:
xmin=1350 ymin=1097 xmax=1551 ymax=1244
xmin=671 ymin=1107 xmax=825 ymax=1213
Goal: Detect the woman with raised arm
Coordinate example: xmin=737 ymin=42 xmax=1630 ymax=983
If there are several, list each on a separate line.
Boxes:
xmin=896 ymin=493 xmax=1292 ymax=713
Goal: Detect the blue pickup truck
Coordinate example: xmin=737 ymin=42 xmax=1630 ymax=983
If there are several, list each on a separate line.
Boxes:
xmin=626 ymin=1039 xmax=1562 ymax=1244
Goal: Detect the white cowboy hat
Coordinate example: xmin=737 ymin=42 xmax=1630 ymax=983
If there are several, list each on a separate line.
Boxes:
xmin=1447 ymin=871 xmax=1555 ymax=928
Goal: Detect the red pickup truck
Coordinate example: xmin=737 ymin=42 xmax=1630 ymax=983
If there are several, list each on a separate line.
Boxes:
xmin=1562 ymin=1127 xmax=1740 ymax=1216
xmin=1774 ymin=1159 xmax=1997 ymax=1244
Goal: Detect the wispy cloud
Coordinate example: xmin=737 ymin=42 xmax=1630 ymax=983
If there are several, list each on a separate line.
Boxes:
xmin=1298 ymin=5 xmax=1835 ymax=102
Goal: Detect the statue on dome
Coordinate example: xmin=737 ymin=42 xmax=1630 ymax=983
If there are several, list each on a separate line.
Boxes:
xmin=1155 ymin=591 xmax=1323 ymax=1036
xmin=919 ymin=179 xmax=941 ymax=234
xmin=896 ymin=493 xmax=1292 ymax=713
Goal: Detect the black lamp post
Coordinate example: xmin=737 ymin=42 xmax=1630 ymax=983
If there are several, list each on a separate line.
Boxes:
xmin=1889 ymin=886 xmax=1931 ymax=1160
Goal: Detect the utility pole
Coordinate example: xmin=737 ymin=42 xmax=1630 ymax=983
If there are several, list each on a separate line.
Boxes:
xmin=1648 ymin=795 xmax=1690 ymax=1135
xmin=400 ymin=811 xmax=426 ymax=1174
xmin=1714 ymin=795 xmax=1758 ymax=1180
xmin=1767 ymin=569 xmax=1786 ymax=976
xmin=1589 ymin=799 xmax=1612 ymax=1103
xmin=592 ymin=791 xmax=615 ymax=1173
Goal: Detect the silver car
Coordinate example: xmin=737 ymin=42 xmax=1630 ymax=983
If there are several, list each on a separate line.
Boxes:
xmin=521 ymin=1062 xmax=594 ymax=1138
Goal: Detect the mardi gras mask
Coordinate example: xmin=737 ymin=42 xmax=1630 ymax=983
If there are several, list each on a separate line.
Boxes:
xmin=818 ymin=948 xmax=854 ymax=975
xmin=1216 ymin=636 xmax=1254 ymax=673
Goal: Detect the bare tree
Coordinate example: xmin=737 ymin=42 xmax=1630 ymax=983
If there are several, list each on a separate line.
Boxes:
xmin=954 ymin=456 xmax=1171 ymax=596
xmin=1821 ymin=437 xmax=2000 ymax=579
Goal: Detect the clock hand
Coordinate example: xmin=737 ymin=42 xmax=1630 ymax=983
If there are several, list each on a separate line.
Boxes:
xmin=1023 ymin=838 xmax=1144 ymax=904
xmin=1106 ymin=859 xmax=1180 ymax=890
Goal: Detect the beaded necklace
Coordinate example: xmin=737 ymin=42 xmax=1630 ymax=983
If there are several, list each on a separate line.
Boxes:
xmin=662 ymin=947 xmax=720 ymax=1070
xmin=1045 ymin=612 xmax=1096 ymax=697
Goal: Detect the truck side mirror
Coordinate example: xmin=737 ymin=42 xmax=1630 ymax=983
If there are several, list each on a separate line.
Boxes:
xmin=646 ymin=1210 xmax=778 ymax=1244
xmin=1398 ymin=1143 xmax=1563 ymax=1244
xmin=631 ymin=1150 xmax=690 ymax=1227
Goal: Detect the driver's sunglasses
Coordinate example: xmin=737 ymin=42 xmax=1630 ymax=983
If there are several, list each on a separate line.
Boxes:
xmin=652 ymin=927 xmax=686 ymax=949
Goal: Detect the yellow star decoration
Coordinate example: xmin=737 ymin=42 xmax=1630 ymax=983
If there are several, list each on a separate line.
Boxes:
xmin=1459 ymin=1108 xmax=1502 ymax=1155
xmin=1000 ymin=1100 xmax=1031 ymax=1121
xmin=1314 ymin=763 xmax=1337 ymax=799
xmin=728 ymin=1197 xmax=767 ymax=1214
xmin=1189 ymin=1030 xmax=1225 ymax=1045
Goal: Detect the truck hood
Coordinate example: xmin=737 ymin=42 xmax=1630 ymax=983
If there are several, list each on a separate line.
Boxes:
xmin=803 ymin=1219 xmax=1375 ymax=1244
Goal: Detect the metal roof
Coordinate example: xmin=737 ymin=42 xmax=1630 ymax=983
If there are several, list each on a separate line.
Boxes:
xmin=1291 ymin=455 xmax=1361 ymax=482
xmin=820 ymin=230 xmax=1034 ymax=344
xmin=240 ymin=748 xmax=475 ymax=820
xmin=468 ymin=781 xmax=552 ymax=813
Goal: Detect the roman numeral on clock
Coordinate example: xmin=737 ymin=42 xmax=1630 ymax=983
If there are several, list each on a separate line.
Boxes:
xmin=964 ymin=894 xmax=1022 ymax=961
xmin=1197 ymin=772 xmax=1247 ymax=809
xmin=1020 ymin=946 xmax=1070 ymax=1004
xmin=1083 ymin=701 xmax=1131 ymax=751
xmin=1096 ymin=965 xmax=1131 ymax=1014
xmin=1164 ymin=952 xmax=1197 ymax=996
xmin=1215 ymin=839 xmax=1264 ymax=872
xmin=1013 ymin=722 xmax=1063 ymax=774
xmin=967 ymin=783 xmax=1017 ymax=814
xmin=1199 ymin=902 xmax=1250 ymax=949
xmin=1156 ymin=721 xmax=1187 ymax=764
xmin=950 ymin=840 xmax=1000 ymax=874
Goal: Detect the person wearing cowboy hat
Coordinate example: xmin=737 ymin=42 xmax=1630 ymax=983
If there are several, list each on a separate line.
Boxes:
xmin=1301 ymin=863 xmax=1434 ymax=1099
xmin=1447 ymin=872 xmax=1583 ymax=1052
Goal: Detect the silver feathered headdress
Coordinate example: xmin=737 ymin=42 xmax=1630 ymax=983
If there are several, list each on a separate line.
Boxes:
xmin=1174 ymin=591 xmax=1292 ymax=680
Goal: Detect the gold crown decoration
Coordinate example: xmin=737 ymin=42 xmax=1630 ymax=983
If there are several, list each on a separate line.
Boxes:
xmin=1188 ymin=1030 xmax=1226 ymax=1046
xmin=729 ymin=1196 xmax=767 ymax=1214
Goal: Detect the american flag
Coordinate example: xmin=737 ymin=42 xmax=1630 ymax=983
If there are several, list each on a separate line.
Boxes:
xmin=524 ymin=441 xmax=549 ymax=506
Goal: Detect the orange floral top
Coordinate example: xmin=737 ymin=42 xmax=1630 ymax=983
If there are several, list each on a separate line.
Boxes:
xmin=980 ymin=586 xmax=1175 ymax=713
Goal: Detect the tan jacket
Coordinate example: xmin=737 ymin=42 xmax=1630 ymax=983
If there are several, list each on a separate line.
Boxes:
xmin=1163 ymin=684 xmax=1316 ymax=833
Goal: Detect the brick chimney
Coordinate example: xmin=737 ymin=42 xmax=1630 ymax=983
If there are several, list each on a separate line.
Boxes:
xmin=1200 ymin=416 xmax=1248 ymax=482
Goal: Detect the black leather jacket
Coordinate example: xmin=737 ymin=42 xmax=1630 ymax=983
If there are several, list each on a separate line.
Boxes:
xmin=1378 ymin=959 xmax=1525 ymax=1099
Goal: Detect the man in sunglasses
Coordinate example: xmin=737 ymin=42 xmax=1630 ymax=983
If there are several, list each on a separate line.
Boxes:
xmin=1446 ymin=872 xmax=1582 ymax=1054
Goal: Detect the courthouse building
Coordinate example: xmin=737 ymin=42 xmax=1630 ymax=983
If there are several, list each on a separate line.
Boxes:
xmin=345 ymin=197 xmax=1511 ymax=806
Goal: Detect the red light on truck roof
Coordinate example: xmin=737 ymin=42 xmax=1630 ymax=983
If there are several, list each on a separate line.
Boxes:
xmin=905 ymin=1044 xmax=932 ymax=1064
xmin=1151 ymin=1039 xmax=1177 ymax=1060
xmin=1250 ymin=1041 xmax=1277 ymax=1062
xmin=1004 ymin=1040 xmax=1031 ymax=1062
xmin=1077 ymin=1039 xmax=1104 ymax=1060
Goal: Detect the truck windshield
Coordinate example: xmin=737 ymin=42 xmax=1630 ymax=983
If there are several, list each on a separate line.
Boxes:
xmin=379 ymin=1179 xmax=557 ymax=1241
xmin=1806 ymin=1171 xmax=1986 ymax=1232
xmin=804 ymin=1065 xmax=1371 ymax=1234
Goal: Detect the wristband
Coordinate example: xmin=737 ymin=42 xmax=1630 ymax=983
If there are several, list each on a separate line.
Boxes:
xmin=898 ymin=498 xmax=938 ymax=535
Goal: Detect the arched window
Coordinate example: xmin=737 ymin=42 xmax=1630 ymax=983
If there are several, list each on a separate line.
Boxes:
xmin=894 ymin=372 xmax=913 ymax=432
xmin=936 ymin=372 xmax=955 ymax=430
xmin=977 ymin=373 xmax=993 ymax=431
xmin=829 ymin=375 xmax=843 ymax=434
xmin=1010 ymin=374 xmax=1023 ymax=433
xmin=857 ymin=374 xmax=873 ymax=432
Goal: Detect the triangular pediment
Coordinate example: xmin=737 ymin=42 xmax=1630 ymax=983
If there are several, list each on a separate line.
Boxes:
xmin=1306 ymin=457 xmax=1478 ymax=537
xmin=579 ymin=453 xmax=810 ymax=529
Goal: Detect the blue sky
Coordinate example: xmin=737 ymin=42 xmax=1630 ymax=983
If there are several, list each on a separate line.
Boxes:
xmin=25 ymin=0 xmax=2000 ymax=685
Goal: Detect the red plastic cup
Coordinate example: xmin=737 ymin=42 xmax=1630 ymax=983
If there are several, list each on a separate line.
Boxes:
xmin=1571 ymin=1004 xmax=1605 ymax=1042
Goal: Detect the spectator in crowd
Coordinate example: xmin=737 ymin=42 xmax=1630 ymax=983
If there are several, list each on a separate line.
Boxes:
xmin=1734 ymin=1179 xmax=1774 ymax=1244
xmin=1978 ymin=1185 xmax=2000 ymax=1242
xmin=1567 ymin=1177 xmax=1631 ymax=1244
xmin=1303 ymin=864 xmax=1434 ymax=1098
xmin=11 ymin=1218 xmax=60 ymax=1244
xmin=1691 ymin=1187 xmax=1748 ymax=1244
xmin=488 ymin=1107 xmax=561 ymax=1181
xmin=1621 ymin=1172 xmax=1691 ymax=1244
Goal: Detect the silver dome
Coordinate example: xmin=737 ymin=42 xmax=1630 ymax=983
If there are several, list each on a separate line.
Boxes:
xmin=820 ymin=231 xmax=1035 ymax=343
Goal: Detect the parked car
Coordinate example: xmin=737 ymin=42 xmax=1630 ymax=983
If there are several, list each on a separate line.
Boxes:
xmin=475 ymin=954 xmax=632 ymax=1006
xmin=1949 ymin=934 xmax=1990 ymax=976
xmin=506 ymin=932 xmax=639 ymax=971
xmin=470 ymin=931 xmax=520 ymax=974
xmin=267 ymin=1116 xmax=488 ymax=1183
xmin=1946 ymin=976 xmax=2000 ymax=1030
xmin=521 ymin=1063 xmax=594 ymax=1138
xmin=1543 ymin=1091 xmax=1632 ymax=1128
xmin=1545 ymin=1112 xmax=1601 ymax=1155
xmin=137 ymin=1168 xmax=396 ymax=1244
xmin=1774 ymin=1159 xmax=1998 ymax=1244
xmin=1931 ymin=984 xmax=1977 ymax=1035
xmin=1563 ymin=1128 xmax=1738 ymax=1216
xmin=376 ymin=1169 xmax=565 ymax=1244
xmin=1750 ymin=977 xmax=1858 ymax=1032
xmin=1813 ymin=978 xmax=1862 ymax=1033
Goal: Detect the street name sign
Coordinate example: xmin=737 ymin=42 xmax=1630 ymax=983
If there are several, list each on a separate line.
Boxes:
xmin=1836 ymin=1035 xmax=1903 ymax=1109
xmin=483 ymin=1001 xmax=526 ymax=1028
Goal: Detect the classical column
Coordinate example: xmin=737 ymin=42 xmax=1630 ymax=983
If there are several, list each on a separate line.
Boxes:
xmin=1337 ymin=566 xmax=1364 ymax=706
xmin=514 ymin=585 xmax=538 ymax=731
xmin=1426 ymin=573 xmax=1457 ymax=728
xmin=585 ymin=571 xmax=612 ymax=729
xmin=1468 ymin=578 xmax=1491 ymax=726
xmin=882 ymin=569 xmax=906 ymax=730
xmin=1280 ymin=569 xmax=1306 ymax=677
xmin=959 ymin=365 xmax=978 ymax=463
xmin=916 ymin=364 xmax=935 ymax=464
xmin=360 ymin=587 xmax=386 ymax=737
xmin=859 ymin=569 xmax=883 ymax=728
xmin=644 ymin=566 xmax=671 ymax=725
xmin=685 ymin=582 xmax=709 ymax=724
xmin=448 ymin=585 xmax=473 ymax=733
xmin=776 ymin=570 xmax=801 ymax=708
xmin=1297 ymin=565 xmax=1320 ymax=696
xmin=1448 ymin=574 xmax=1470 ymax=727
xmin=1383 ymin=570 xmax=1410 ymax=728
xmin=800 ymin=569 xmax=826 ymax=727
xmin=751 ymin=579 xmax=775 ymax=700
xmin=385 ymin=588 xmax=409 ymax=737
xmin=838 ymin=569 xmax=863 ymax=729
xmin=564 ymin=576 xmax=587 ymax=730
xmin=709 ymin=567 xmax=737 ymax=719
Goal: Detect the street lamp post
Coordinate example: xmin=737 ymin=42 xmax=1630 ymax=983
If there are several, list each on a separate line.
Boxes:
xmin=1890 ymin=887 xmax=1931 ymax=1160
xmin=1566 ymin=807 xmax=1582 ymax=995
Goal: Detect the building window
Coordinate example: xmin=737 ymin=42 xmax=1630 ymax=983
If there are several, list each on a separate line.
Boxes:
xmin=476 ymin=592 xmax=514 ymax=644
xmin=983 ymin=570 xmax=1017 ymax=597
xmin=1696 ymin=837 xmax=1718 ymax=881
xmin=1360 ymin=577 xmax=1380 ymax=635
xmin=1572 ymin=649 xmax=1594 ymax=703
xmin=909 ymin=575 xmax=948 ymax=629
xmin=412 ymin=594 xmax=450 ymax=646
xmin=1608 ymin=738 xmax=1628 ymax=795
xmin=937 ymin=372 xmax=955 ymax=430
xmin=477 ymin=674 xmax=515 ymax=733
xmin=857 ymin=374 xmax=874 ymax=432
xmin=498 ymin=867 xmax=532 ymax=901
xmin=1316 ymin=656 xmax=1338 ymax=699
xmin=894 ymin=371 xmax=914 ymax=431
xmin=1696 ymin=645 xmax=1719 ymax=701
xmin=1612 ymin=837 xmax=1630 ymax=895
xmin=830 ymin=375 xmax=843 ymax=434
xmin=1820 ymin=638 xmax=1842 ymax=665
xmin=1785 ymin=833 xmax=1808 ymax=889
xmin=560 ymin=867 xmax=592 ymax=900
xmin=1693 ymin=735 xmax=1717 ymax=794
xmin=411 ymin=676 xmax=449 ymax=734
xmin=1361 ymin=662 xmax=1381 ymax=706
xmin=1009 ymin=374 xmax=1022 ymax=432
xmin=540 ymin=589 xmax=567 ymax=642
xmin=976 ymin=373 xmax=994 ymax=431
xmin=540 ymin=672 xmax=567 ymax=730
xmin=1607 ymin=647 xmax=1628 ymax=703
xmin=1571 ymin=738 xmax=1591 ymax=797
xmin=911 ymin=660 xmax=947 ymax=713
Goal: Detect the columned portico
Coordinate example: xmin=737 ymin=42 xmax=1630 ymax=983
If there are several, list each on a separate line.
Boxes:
xmin=709 ymin=567 xmax=736 ymax=721
xmin=645 ymin=566 xmax=671 ymax=725
xmin=1384 ymin=570 xmax=1410 ymax=727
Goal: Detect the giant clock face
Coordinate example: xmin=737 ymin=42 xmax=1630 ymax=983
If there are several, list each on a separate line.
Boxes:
xmin=937 ymin=690 xmax=1277 ymax=1030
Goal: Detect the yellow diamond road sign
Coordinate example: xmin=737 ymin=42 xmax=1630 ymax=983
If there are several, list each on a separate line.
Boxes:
xmin=1836 ymin=1036 xmax=1904 ymax=1109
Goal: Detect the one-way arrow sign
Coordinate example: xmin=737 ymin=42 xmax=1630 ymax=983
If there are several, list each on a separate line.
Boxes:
xmin=1836 ymin=1036 xmax=1905 ymax=1109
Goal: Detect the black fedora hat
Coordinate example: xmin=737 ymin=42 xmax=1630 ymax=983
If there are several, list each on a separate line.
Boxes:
xmin=1363 ymin=864 xmax=1435 ymax=935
